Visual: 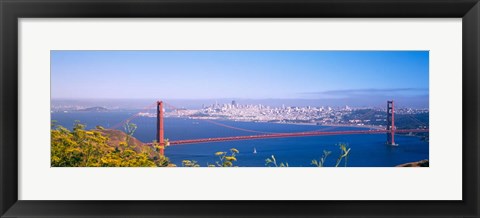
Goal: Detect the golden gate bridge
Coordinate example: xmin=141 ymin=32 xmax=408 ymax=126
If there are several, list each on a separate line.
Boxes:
xmin=113 ymin=100 xmax=429 ymax=156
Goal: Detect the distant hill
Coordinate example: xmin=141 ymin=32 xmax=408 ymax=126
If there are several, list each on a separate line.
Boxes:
xmin=396 ymin=159 xmax=429 ymax=167
xmin=93 ymin=128 xmax=168 ymax=161
xmin=77 ymin=106 xmax=109 ymax=112
xmin=94 ymin=128 xmax=148 ymax=152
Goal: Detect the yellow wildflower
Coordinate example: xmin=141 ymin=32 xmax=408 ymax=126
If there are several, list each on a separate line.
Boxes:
xmin=225 ymin=156 xmax=237 ymax=161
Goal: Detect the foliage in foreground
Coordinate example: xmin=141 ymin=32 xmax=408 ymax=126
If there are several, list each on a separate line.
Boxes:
xmin=182 ymin=144 xmax=351 ymax=167
xmin=267 ymin=143 xmax=351 ymax=167
xmin=182 ymin=148 xmax=240 ymax=167
xmin=265 ymin=155 xmax=289 ymax=167
xmin=51 ymin=121 xmax=170 ymax=167
xmin=311 ymin=143 xmax=351 ymax=167
xmin=52 ymin=121 xmax=352 ymax=167
xmin=214 ymin=148 xmax=239 ymax=167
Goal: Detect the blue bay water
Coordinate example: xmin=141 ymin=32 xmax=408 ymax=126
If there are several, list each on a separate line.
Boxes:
xmin=52 ymin=111 xmax=429 ymax=167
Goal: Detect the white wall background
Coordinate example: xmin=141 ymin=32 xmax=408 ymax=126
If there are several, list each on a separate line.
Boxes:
xmin=18 ymin=18 xmax=462 ymax=200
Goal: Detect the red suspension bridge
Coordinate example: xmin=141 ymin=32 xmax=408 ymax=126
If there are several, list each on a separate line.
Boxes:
xmin=132 ymin=100 xmax=429 ymax=155
xmin=167 ymin=129 xmax=428 ymax=146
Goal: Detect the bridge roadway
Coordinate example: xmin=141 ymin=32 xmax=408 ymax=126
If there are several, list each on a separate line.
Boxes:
xmin=149 ymin=129 xmax=429 ymax=146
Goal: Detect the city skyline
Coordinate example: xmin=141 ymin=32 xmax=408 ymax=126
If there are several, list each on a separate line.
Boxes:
xmin=51 ymin=97 xmax=428 ymax=109
xmin=51 ymin=50 xmax=429 ymax=108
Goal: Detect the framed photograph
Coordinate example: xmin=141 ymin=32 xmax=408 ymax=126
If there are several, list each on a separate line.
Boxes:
xmin=1 ymin=0 xmax=479 ymax=217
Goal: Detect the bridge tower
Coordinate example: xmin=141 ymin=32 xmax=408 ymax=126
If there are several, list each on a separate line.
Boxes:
xmin=157 ymin=101 xmax=165 ymax=155
xmin=386 ymin=100 xmax=397 ymax=146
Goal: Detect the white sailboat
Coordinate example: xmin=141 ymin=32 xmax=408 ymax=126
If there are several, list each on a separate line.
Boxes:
xmin=253 ymin=147 xmax=257 ymax=154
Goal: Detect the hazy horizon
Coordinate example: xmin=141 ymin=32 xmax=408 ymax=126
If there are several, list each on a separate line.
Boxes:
xmin=51 ymin=50 xmax=429 ymax=108
xmin=51 ymin=96 xmax=429 ymax=109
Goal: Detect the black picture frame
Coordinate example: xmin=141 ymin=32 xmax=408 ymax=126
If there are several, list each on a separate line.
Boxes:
xmin=1 ymin=0 xmax=479 ymax=217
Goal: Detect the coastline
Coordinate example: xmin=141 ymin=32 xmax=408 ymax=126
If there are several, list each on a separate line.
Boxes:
xmin=166 ymin=116 xmax=426 ymax=139
xmin=169 ymin=115 xmax=382 ymax=130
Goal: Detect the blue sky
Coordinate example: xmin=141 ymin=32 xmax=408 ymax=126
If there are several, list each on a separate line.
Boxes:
xmin=51 ymin=50 xmax=428 ymax=107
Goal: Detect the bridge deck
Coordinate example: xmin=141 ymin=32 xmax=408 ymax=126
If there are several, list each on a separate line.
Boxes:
xmin=147 ymin=129 xmax=429 ymax=146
